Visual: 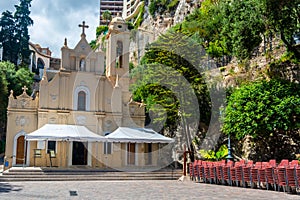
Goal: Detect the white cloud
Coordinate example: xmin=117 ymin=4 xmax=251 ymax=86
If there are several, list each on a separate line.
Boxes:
xmin=1 ymin=0 xmax=100 ymax=57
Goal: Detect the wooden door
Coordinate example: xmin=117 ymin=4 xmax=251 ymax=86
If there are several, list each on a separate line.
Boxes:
xmin=127 ymin=143 xmax=135 ymax=165
xmin=16 ymin=136 xmax=25 ymax=164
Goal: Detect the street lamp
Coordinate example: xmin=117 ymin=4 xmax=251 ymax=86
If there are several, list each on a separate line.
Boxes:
xmin=220 ymin=104 xmax=233 ymax=161
xmin=226 ymin=134 xmax=233 ymax=161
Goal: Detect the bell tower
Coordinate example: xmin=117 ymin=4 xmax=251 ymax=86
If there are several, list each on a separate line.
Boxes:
xmin=105 ymin=14 xmax=130 ymax=81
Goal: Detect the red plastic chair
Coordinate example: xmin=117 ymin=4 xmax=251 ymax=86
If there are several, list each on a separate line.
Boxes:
xmin=258 ymin=167 xmax=266 ymax=189
xmin=276 ymin=167 xmax=287 ymax=192
xmin=215 ymin=162 xmax=224 ymax=185
xmin=193 ymin=160 xmax=202 ymax=182
xmin=278 ymin=159 xmax=289 ymax=167
xmin=269 ymin=159 xmax=277 ymax=167
xmin=235 ymin=165 xmax=243 ymax=187
xmin=203 ymin=162 xmax=211 ymax=183
xmin=285 ymin=167 xmax=297 ymax=193
xmin=208 ymin=162 xmax=217 ymax=184
xmin=246 ymin=160 xmax=254 ymax=167
xmin=289 ymin=160 xmax=299 ymax=168
xmin=265 ymin=167 xmax=277 ymax=191
xmin=189 ymin=162 xmax=195 ymax=180
xmin=242 ymin=166 xmax=252 ymax=188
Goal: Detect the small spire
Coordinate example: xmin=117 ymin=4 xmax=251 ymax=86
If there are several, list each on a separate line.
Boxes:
xmin=64 ymin=38 xmax=68 ymax=47
xmin=42 ymin=66 xmax=48 ymax=82
xmin=114 ymin=74 xmax=120 ymax=88
xmin=9 ymin=90 xmax=14 ymax=98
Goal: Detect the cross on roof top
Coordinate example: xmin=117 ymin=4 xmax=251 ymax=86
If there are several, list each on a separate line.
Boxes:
xmin=78 ymin=21 xmax=89 ymax=35
xmin=22 ymin=85 xmax=28 ymax=94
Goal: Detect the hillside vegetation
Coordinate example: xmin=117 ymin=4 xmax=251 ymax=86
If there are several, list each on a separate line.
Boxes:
xmin=132 ymin=0 xmax=300 ymax=161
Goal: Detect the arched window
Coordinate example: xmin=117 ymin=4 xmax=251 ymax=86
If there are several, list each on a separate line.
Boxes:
xmin=116 ymin=41 xmax=123 ymax=68
xmin=37 ymin=58 xmax=45 ymax=78
xmin=79 ymin=59 xmax=86 ymax=71
xmin=74 ymin=85 xmax=90 ymax=111
xmin=77 ymin=91 xmax=86 ymax=111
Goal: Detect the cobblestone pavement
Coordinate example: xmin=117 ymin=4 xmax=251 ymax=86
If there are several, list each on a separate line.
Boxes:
xmin=0 ymin=180 xmax=299 ymax=200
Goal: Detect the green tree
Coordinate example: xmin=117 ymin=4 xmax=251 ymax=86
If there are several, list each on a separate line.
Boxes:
xmin=14 ymin=0 xmax=34 ymax=66
xmin=131 ymin=30 xmax=212 ymax=160
xmin=0 ymin=11 xmax=18 ymax=65
xmin=0 ymin=61 xmax=34 ymax=136
xmin=102 ymin=10 xmax=112 ymax=25
xmin=0 ymin=0 xmax=33 ymax=67
xmin=222 ymin=79 xmax=300 ymax=160
xmin=261 ymin=0 xmax=300 ymax=58
xmin=219 ymin=0 xmax=265 ymax=60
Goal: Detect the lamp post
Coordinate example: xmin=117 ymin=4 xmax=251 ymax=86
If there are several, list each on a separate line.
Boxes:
xmin=226 ymin=134 xmax=233 ymax=161
xmin=220 ymin=104 xmax=233 ymax=161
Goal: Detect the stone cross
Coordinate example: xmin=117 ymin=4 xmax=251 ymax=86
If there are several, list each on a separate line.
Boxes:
xmin=78 ymin=21 xmax=89 ymax=35
xmin=22 ymin=86 xmax=28 ymax=94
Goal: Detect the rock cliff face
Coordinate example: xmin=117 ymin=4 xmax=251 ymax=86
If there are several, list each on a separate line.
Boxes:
xmin=130 ymin=1 xmax=300 ymax=162
xmin=129 ymin=0 xmax=200 ymax=63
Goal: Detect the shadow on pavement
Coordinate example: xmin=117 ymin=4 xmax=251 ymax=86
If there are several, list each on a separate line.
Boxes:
xmin=0 ymin=182 xmax=23 ymax=193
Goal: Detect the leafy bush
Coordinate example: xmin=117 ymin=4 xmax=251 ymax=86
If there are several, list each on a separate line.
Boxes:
xmin=222 ymin=79 xmax=300 ymax=140
xmin=96 ymin=25 xmax=108 ymax=37
xmin=199 ymin=144 xmax=228 ymax=161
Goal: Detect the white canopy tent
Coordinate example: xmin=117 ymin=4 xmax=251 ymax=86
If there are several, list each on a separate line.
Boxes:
xmin=25 ymin=124 xmax=106 ymax=142
xmin=105 ymin=127 xmax=174 ymax=143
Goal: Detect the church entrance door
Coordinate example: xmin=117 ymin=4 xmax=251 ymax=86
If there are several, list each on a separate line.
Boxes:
xmin=72 ymin=141 xmax=87 ymax=165
xmin=16 ymin=135 xmax=26 ymax=165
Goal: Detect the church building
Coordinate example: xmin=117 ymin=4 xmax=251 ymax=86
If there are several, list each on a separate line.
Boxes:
xmin=4 ymin=16 xmax=173 ymax=170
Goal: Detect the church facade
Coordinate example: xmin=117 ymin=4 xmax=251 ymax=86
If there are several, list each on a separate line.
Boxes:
xmin=4 ymin=17 xmax=173 ymax=170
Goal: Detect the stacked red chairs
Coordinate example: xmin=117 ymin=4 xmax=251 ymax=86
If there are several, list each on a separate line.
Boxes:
xmin=242 ymin=165 xmax=252 ymax=188
xmin=276 ymin=166 xmax=287 ymax=192
xmin=265 ymin=166 xmax=277 ymax=191
xmin=257 ymin=163 xmax=268 ymax=189
xmin=285 ymin=167 xmax=297 ymax=193
xmin=188 ymin=159 xmax=300 ymax=195
xmin=247 ymin=160 xmax=254 ymax=166
xmin=295 ymin=167 xmax=300 ymax=190
xmin=208 ymin=162 xmax=216 ymax=184
xmin=278 ymin=159 xmax=289 ymax=167
xmin=230 ymin=161 xmax=241 ymax=186
xmin=269 ymin=159 xmax=277 ymax=167
xmin=222 ymin=161 xmax=233 ymax=186
xmin=250 ymin=162 xmax=261 ymax=188
xmin=203 ymin=162 xmax=211 ymax=183
xmin=289 ymin=160 xmax=299 ymax=168
xmin=193 ymin=160 xmax=202 ymax=182
xmin=189 ymin=161 xmax=195 ymax=181
xmin=235 ymin=164 xmax=243 ymax=187
xmin=215 ymin=162 xmax=225 ymax=185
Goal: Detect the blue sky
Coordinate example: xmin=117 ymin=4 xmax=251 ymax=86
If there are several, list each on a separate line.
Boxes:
xmin=0 ymin=0 xmax=100 ymax=57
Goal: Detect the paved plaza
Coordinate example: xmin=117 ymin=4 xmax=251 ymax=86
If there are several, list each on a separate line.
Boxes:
xmin=0 ymin=180 xmax=299 ymax=200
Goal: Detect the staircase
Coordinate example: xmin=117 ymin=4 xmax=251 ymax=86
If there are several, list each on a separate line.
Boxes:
xmin=0 ymin=167 xmax=182 ymax=182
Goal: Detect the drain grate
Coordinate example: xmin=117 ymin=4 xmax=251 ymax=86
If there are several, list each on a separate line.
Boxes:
xmin=69 ymin=190 xmax=78 ymax=196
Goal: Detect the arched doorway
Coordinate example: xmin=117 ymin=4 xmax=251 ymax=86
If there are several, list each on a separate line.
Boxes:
xmin=37 ymin=58 xmax=45 ymax=78
xmin=16 ymin=135 xmax=26 ymax=165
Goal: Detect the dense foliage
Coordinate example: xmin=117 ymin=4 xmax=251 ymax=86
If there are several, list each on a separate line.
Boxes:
xmin=0 ymin=61 xmax=34 ymax=138
xmin=179 ymin=0 xmax=300 ymax=62
xmin=149 ymin=0 xmax=179 ymax=17
xmin=131 ymin=30 xmax=211 ymax=136
xmin=222 ymin=79 xmax=300 ymax=139
xmin=102 ymin=10 xmax=112 ymax=25
xmin=0 ymin=0 xmax=33 ymax=66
